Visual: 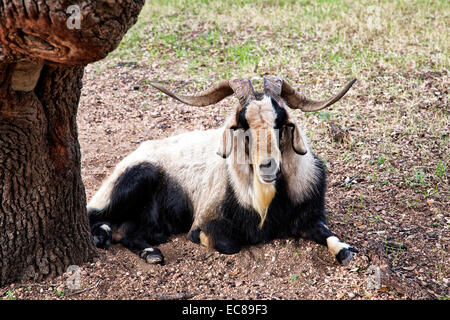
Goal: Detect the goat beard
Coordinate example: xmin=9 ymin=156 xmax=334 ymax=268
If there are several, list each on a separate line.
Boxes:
xmin=251 ymin=166 xmax=276 ymax=228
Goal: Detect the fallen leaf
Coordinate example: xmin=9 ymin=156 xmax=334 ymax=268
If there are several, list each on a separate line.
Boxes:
xmin=377 ymin=287 xmax=390 ymax=293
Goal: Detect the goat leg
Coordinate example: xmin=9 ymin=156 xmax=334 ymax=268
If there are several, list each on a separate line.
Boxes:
xmin=302 ymin=221 xmax=358 ymax=265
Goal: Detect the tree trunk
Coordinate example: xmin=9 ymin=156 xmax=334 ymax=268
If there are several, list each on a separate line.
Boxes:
xmin=0 ymin=0 xmax=144 ymax=286
xmin=0 ymin=64 xmax=96 ymax=285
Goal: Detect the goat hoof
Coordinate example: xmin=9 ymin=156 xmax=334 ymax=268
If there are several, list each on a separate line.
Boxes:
xmin=140 ymin=247 xmax=165 ymax=265
xmin=336 ymin=247 xmax=358 ymax=266
xmin=187 ymin=228 xmax=201 ymax=244
xmin=91 ymin=223 xmax=112 ymax=249
xmin=214 ymin=239 xmax=241 ymax=255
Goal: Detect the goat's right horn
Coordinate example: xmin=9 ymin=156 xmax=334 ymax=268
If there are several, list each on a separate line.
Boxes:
xmin=150 ymin=79 xmax=256 ymax=107
xmin=280 ymin=78 xmax=357 ymax=112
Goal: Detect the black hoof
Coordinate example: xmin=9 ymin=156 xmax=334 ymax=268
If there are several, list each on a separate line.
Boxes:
xmin=187 ymin=228 xmax=201 ymax=244
xmin=336 ymin=247 xmax=359 ymax=266
xmin=91 ymin=222 xmax=112 ymax=249
xmin=139 ymin=247 xmax=165 ymax=265
xmin=214 ymin=238 xmax=241 ymax=255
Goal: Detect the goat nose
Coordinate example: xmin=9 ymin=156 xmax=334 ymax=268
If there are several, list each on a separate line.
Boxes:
xmin=259 ymin=158 xmax=276 ymax=172
xmin=259 ymin=158 xmax=280 ymax=183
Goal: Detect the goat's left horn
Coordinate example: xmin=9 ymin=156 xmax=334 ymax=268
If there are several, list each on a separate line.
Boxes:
xmin=150 ymin=79 xmax=256 ymax=107
xmin=267 ymin=77 xmax=356 ymax=112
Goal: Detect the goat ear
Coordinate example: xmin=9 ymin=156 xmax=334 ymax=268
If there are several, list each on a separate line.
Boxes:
xmin=287 ymin=122 xmax=307 ymax=155
xmin=217 ymin=121 xmax=236 ymax=158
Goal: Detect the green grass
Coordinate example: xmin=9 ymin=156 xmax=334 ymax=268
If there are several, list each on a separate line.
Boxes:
xmin=109 ymin=0 xmax=449 ymax=80
xmin=435 ymin=159 xmax=447 ymax=179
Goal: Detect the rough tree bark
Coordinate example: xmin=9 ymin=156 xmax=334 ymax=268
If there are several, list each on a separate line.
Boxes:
xmin=0 ymin=0 xmax=144 ymax=285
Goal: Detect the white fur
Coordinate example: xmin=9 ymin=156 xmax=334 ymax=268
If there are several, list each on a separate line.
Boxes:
xmin=100 ymin=224 xmax=111 ymax=233
xmin=281 ymin=129 xmax=320 ymax=203
xmin=88 ymin=128 xmax=229 ymax=223
xmin=326 ymin=236 xmax=350 ymax=256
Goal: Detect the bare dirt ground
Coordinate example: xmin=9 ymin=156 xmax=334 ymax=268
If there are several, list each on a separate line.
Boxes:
xmin=1 ymin=0 xmax=448 ymax=301
xmin=1 ymin=62 xmax=448 ymax=301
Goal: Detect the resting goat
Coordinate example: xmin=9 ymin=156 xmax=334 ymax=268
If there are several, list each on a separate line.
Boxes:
xmin=88 ymin=76 xmax=358 ymax=265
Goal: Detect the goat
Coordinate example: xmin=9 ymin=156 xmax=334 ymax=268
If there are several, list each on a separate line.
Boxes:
xmin=87 ymin=76 xmax=358 ymax=265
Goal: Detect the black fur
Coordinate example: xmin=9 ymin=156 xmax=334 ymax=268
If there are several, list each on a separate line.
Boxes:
xmin=90 ymin=221 xmax=112 ymax=249
xmin=89 ymin=163 xmax=194 ymax=262
xmin=271 ymin=97 xmax=288 ymax=129
xmin=202 ymin=154 xmax=332 ymax=254
xmin=237 ymin=107 xmax=249 ymax=130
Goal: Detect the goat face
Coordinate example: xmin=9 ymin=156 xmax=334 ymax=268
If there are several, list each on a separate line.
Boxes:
xmin=222 ymin=96 xmax=285 ymax=226
xmin=223 ymin=95 xmax=314 ymax=183
xmin=220 ymin=95 xmax=319 ymax=225
xmin=225 ymin=97 xmax=283 ymax=184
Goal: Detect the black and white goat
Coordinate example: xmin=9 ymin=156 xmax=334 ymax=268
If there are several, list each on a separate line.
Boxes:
xmin=88 ymin=76 xmax=358 ymax=265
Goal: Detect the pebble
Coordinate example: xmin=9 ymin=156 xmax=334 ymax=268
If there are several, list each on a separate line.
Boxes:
xmin=173 ymin=273 xmax=182 ymax=280
xmin=157 ymin=123 xmax=170 ymax=129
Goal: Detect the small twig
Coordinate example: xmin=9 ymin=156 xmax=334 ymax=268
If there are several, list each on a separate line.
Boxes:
xmin=65 ymin=281 xmax=100 ymax=297
xmin=204 ymin=252 xmax=214 ymax=260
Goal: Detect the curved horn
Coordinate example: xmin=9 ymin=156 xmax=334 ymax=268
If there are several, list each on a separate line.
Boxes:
xmin=150 ymin=79 xmax=256 ymax=107
xmin=274 ymin=78 xmax=356 ymax=112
